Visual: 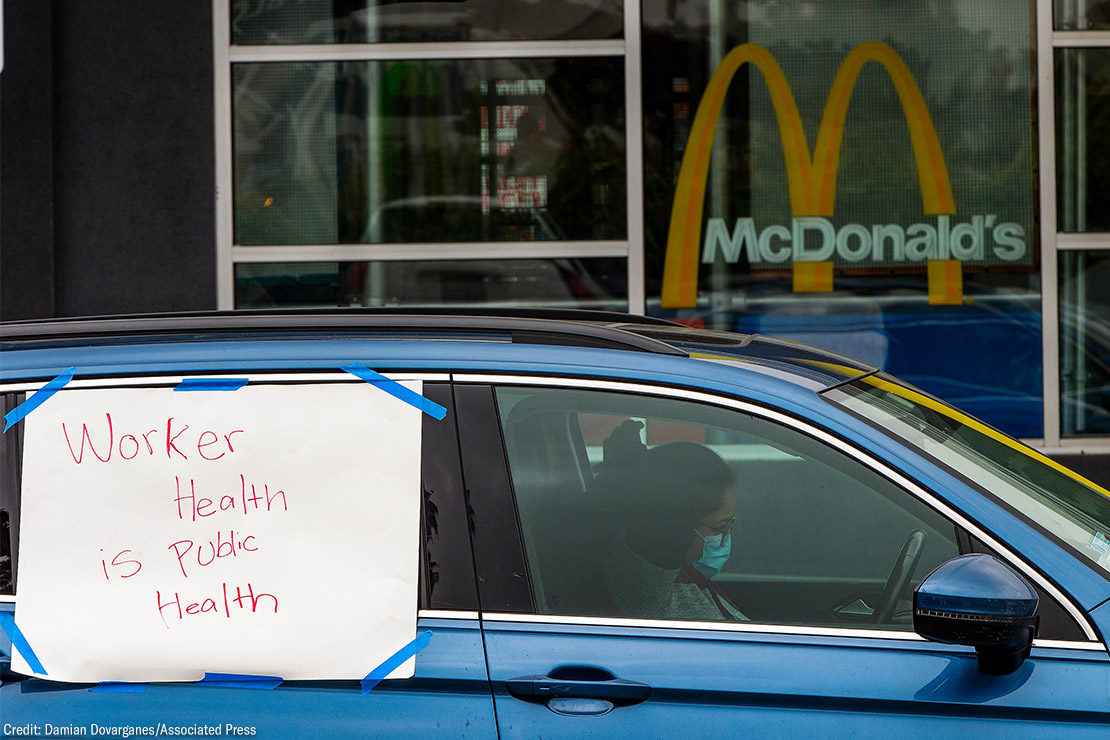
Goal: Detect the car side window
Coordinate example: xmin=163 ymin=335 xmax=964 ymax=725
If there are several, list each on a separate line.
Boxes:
xmin=0 ymin=394 xmax=22 ymax=595
xmin=495 ymin=385 xmax=961 ymax=630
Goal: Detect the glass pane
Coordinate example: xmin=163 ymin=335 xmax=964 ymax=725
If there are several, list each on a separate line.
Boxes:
xmin=727 ymin=274 xmax=1044 ymax=439
xmin=0 ymin=394 xmax=22 ymax=594
xmin=1060 ymin=251 xmax=1110 ymax=436
xmin=826 ymin=373 xmax=1110 ymax=577
xmin=494 ymin=385 xmax=959 ymax=627
xmin=234 ymin=259 xmax=628 ymax=309
xmin=1055 ymin=0 xmax=1110 ymax=30
xmin=1056 ymin=48 xmax=1110 ymax=233
xmin=233 ymin=58 xmax=626 ymax=245
xmin=641 ymin=0 xmax=1041 ymax=438
xmin=231 ymin=0 xmax=622 ymax=44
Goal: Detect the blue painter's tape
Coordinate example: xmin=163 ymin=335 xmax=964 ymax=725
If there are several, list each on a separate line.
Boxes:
xmin=4 ymin=367 xmax=76 ymax=432
xmin=0 ymin=612 xmax=47 ymax=675
xmin=90 ymin=682 xmax=148 ymax=693
xmin=341 ymin=363 xmax=447 ymax=420
xmin=174 ymin=378 xmax=250 ymax=392
xmin=361 ymin=631 xmax=433 ymax=695
xmin=196 ymin=672 xmax=283 ymax=690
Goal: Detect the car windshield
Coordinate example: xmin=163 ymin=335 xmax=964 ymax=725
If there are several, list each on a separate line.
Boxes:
xmin=822 ymin=373 xmax=1110 ymax=578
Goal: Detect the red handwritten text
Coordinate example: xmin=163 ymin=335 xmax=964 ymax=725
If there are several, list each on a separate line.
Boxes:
xmin=156 ymin=582 xmax=278 ymax=628
xmin=174 ymin=475 xmax=288 ymax=521
xmin=167 ymin=530 xmax=259 ymax=578
xmin=100 ymin=548 xmax=143 ymax=580
xmin=62 ymin=414 xmax=243 ymax=464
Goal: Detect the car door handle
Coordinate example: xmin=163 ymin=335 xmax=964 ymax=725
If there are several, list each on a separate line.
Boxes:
xmin=506 ymin=669 xmax=651 ymax=705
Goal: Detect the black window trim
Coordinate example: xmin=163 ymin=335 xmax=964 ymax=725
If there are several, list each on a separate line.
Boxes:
xmin=452 ymin=383 xmax=536 ymax=614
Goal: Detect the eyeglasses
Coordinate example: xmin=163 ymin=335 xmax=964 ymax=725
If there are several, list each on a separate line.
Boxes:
xmin=695 ymin=516 xmax=737 ymax=546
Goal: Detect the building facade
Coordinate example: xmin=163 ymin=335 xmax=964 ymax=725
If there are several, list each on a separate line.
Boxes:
xmin=3 ymin=1 xmax=1110 ymax=478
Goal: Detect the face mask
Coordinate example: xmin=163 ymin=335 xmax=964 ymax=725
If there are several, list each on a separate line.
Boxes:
xmin=691 ymin=529 xmax=732 ymax=578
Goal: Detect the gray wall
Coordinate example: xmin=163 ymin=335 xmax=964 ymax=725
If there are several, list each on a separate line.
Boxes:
xmin=1 ymin=1 xmax=216 ymax=321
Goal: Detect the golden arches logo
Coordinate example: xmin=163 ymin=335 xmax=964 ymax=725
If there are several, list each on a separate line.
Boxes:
xmin=661 ymin=41 xmax=955 ymax=308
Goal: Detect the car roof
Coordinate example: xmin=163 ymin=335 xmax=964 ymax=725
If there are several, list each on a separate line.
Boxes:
xmin=0 ymin=308 xmax=876 ymax=391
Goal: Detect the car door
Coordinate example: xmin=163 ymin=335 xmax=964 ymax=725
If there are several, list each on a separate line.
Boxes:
xmin=455 ymin=378 xmax=1110 ymax=739
xmin=0 ymin=379 xmax=497 ymax=739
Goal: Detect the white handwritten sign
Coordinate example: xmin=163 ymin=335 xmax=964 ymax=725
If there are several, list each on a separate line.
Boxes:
xmin=13 ymin=382 xmax=423 ymax=683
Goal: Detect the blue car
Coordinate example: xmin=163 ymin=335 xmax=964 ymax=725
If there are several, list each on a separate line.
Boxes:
xmin=1 ymin=310 xmax=1108 ymax=737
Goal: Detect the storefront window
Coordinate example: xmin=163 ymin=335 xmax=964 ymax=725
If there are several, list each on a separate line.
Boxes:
xmin=1060 ymin=251 xmax=1110 ymax=436
xmin=233 ymin=58 xmax=626 ymax=246
xmin=641 ymin=0 xmax=1042 ymax=438
xmin=235 ymin=259 xmax=627 ymax=309
xmin=230 ymin=0 xmax=623 ymax=45
xmin=1055 ymin=1 xmax=1110 ymax=30
xmin=1056 ymin=48 xmax=1110 ymax=233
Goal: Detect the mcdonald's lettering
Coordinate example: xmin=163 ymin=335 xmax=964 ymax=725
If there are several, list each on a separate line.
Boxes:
xmin=661 ymin=41 xmax=1024 ymax=308
xmin=702 ymin=216 xmax=1026 ymax=265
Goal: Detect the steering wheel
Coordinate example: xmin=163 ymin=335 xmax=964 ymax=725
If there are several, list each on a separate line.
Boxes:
xmin=872 ymin=529 xmax=927 ymax=624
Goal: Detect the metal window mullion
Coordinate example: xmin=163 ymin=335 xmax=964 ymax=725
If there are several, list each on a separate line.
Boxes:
xmin=231 ymin=241 xmax=630 ymax=263
xmin=707 ymin=0 xmax=728 ymax=328
xmin=624 ymin=0 xmax=645 ymax=314
xmin=1052 ymin=30 xmax=1110 ymax=47
xmin=1038 ymin=0 xmax=1062 ymax=448
xmin=214 ymin=0 xmax=234 ymax=310
xmin=1056 ymin=232 xmax=1110 ymax=249
xmin=1054 ymin=437 xmax=1110 ymax=453
xmin=1076 ymin=251 xmax=1089 ymax=432
xmin=229 ymin=39 xmax=626 ymax=63
xmin=1077 ymin=51 xmax=1088 ymax=232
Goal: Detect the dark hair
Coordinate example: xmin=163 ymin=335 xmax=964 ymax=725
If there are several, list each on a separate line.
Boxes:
xmin=645 ymin=442 xmax=734 ymax=521
xmin=597 ymin=421 xmax=734 ymax=569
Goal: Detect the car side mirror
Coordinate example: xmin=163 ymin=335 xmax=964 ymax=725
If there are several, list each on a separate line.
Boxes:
xmin=913 ymin=554 xmax=1039 ymax=675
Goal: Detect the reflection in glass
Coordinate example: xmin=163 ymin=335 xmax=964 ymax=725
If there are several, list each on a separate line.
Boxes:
xmin=828 ymin=375 xmax=1110 ymax=577
xmin=1054 ymin=0 xmax=1110 ymax=30
xmin=640 ymin=0 xmax=1040 ymax=438
xmin=230 ymin=0 xmax=622 ymax=44
xmin=233 ymin=59 xmax=625 ymax=245
xmin=1060 ymin=251 xmax=1110 ymax=436
xmin=1056 ymin=48 xmax=1110 ymax=233
xmin=723 ymin=274 xmax=1044 ymax=439
xmin=234 ymin=259 xmax=627 ymax=310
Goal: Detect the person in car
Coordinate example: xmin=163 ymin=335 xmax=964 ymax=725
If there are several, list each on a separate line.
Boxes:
xmin=597 ymin=420 xmax=747 ymax=621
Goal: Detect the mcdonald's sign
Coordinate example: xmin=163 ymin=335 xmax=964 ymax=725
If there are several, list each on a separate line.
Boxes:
xmin=660 ymin=41 xmax=1029 ymax=309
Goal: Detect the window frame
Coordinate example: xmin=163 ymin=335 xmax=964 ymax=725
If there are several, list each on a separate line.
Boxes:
xmin=213 ymin=0 xmax=646 ymax=313
xmin=1039 ymin=2 xmax=1110 ymax=448
xmin=456 ymin=373 xmax=1101 ymax=647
